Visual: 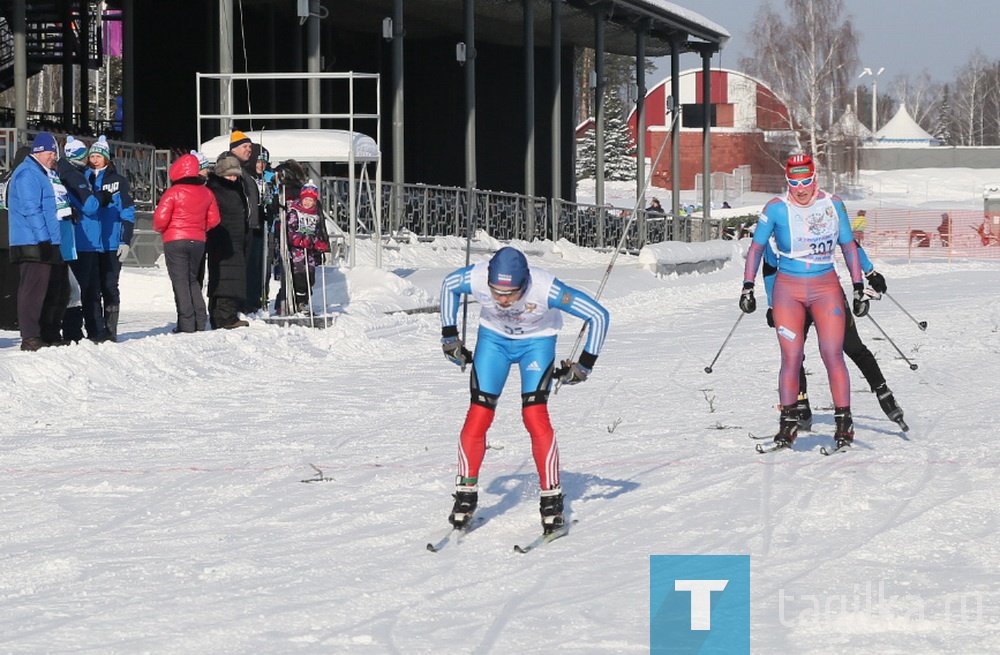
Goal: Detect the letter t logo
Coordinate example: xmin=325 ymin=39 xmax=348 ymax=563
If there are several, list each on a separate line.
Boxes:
xmin=674 ymin=579 xmax=729 ymax=630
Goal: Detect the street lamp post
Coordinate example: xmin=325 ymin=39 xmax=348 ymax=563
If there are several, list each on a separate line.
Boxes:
xmin=859 ymin=67 xmax=885 ymax=140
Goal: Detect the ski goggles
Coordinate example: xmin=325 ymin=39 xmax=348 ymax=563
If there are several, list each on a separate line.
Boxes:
xmin=488 ymin=284 xmax=523 ymax=296
xmin=786 ymin=176 xmax=815 ymax=188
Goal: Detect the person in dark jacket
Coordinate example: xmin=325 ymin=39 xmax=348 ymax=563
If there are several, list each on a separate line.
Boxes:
xmin=154 ymin=154 xmax=221 ymax=333
xmin=58 ymin=135 xmax=109 ymax=343
xmin=86 ymin=136 xmax=135 ymax=342
xmin=206 ymin=154 xmax=251 ymax=329
xmin=7 ymin=133 xmax=63 ymax=351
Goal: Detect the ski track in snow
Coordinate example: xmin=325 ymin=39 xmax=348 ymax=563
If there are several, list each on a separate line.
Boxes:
xmin=1 ymin=241 xmax=999 ymax=652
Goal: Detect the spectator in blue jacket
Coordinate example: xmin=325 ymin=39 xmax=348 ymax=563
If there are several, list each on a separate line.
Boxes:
xmin=87 ymin=135 xmax=135 ymax=342
xmin=7 ymin=132 xmax=63 ymax=351
xmin=58 ymin=135 xmax=110 ymax=342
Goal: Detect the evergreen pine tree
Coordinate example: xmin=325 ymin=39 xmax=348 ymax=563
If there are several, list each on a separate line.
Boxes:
xmin=932 ymin=85 xmax=953 ymax=146
xmin=575 ymin=92 xmax=635 ymax=181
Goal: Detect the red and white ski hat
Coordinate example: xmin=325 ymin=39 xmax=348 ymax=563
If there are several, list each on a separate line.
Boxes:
xmin=300 ymin=180 xmax=319 ymax=201
xmin=785 ymin=154 xmax=815 ymax=182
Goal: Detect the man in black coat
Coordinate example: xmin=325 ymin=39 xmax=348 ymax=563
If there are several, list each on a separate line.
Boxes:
xmin=206 ymin=154 xmax=251 ymax=329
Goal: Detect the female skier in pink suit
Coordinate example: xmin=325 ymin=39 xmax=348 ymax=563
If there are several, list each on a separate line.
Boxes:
xmin=740 ymin=154 xmax=868 ymax=449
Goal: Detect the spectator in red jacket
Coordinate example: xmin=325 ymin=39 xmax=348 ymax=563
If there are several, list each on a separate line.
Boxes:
xmin=153 ymin=154 xmax=221 ymax=333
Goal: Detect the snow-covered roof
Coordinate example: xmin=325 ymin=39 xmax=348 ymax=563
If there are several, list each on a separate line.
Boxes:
xmin=874 ymin=105 xmax=939 ymax=147
xmin=200 ymin=129 xmax=380 ymax=164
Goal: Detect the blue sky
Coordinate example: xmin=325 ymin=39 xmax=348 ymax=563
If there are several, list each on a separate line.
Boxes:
xmin=652 ymin=0 xmax=1000 ymax=86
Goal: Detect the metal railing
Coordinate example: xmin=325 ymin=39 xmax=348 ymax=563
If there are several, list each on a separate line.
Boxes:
xmin=323 ymin=176 xmax=722 ymax=253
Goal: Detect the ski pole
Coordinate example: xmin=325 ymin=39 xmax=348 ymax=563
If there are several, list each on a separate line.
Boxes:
xmin=704 ymin=313 xmax=745 ymax=374
xmin=883 ymin=292 xmax=927 ymax=331
xmin=554 ymin=106 xmax=681 ymax=394
xmin=866 ymin=314 xmax=918 ymax=370
xmin=459 ymin=186 xmax=475 ymax=373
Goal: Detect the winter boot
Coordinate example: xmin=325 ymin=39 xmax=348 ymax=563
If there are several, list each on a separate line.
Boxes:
xmin=773 ymin=406 xmax=799 ymax=447
xmin=62 ymin=306 xmax=85 ymax=343
xmin=796 ymin=392 xmax=813 ymax=431
xmin=874 ymin=383 xmax=907 ymax=430
xmin=104 ymin=305 xmax=120 ymax=342
xmin=448 ymin=481 xmax=478 ymax=530
xmin=834 ymin=407 xmax=855 ymax=449
xmin=539 ymin=487 xmax=565 ymax=535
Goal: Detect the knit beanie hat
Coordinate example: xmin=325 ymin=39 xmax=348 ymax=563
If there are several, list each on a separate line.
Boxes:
xmin=215 ymin=154 xmax=243 ymax=177
xmin=32 ymin=132 xmax=58 ymax=154
xmin=190 ymin=150 xmax=211 ymax=172
xmin=488 ymin=247 xmax=530 ymax=290
xmin=64 ymin=135 xmax=88 ymax=162
xmin=88 ymin=135 xmax=112 ymax=161
xmin=230 ymin=130 xmax=252 ymax=149
xmin=299 ymin=179 xmax=319 ymax=202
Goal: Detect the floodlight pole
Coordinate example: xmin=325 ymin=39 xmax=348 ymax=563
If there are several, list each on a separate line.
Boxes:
xmin=859 ymin=66 xmax=885 ymax=140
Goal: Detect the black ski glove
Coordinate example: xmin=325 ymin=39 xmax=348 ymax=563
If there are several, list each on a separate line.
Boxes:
xmin=441 ymin=326 xmax=472 ymax=367
xmin=865 ymin=269 xmax=887 ymax=294
xmin=739 ymin=282 xmax=756 ymax=313
xmin=852 ymin=282 xmax=870 ymax=317
xmin=96 ymin=190 xmax=114 ymax=208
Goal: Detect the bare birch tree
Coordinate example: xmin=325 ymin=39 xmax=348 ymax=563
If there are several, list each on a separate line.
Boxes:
xmin=951 ymin=52 xmax=990 ymax=145
xmin=740 ymin=0 xmax=859 ymax=169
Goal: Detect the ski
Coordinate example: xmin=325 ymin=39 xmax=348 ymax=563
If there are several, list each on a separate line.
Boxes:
xmin=748 ymin=432 xmax=772 ymax=441
xmin=513 ymin=519 xmax=577 ymax=554
xmin=755 ymin=441 xmax=792 ymax=454
xmin=820 ymin=442 xmax=853 ymax=456
xmin=425 ymin=517 xmax=483 ymax=552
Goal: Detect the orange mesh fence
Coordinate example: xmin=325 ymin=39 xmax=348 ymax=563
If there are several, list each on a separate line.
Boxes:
xmin=856 ymin=209 xmax=1000 ymax=261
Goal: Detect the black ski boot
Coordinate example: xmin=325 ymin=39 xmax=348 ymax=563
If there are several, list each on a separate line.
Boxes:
xmin=834 ymin=407 xmax=855 ymax=449
xmin=539 ymin=488 xmax=565 ymax=535
xmin=874 ymin=384 xmax=908 ymax=431
xmin=773 ymin=406 xmax=799 ymax=447
xmin=448 ymin=484 xmax=478 ymax=530
xmin=104 ymin=305 xmax=120 ymax=342
xmin=796 ymin=393 xmax=813 ymax=431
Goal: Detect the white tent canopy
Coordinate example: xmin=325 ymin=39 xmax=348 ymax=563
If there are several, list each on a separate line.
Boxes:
xmin=199 ymin=128 xmax=380 ymax=163
xmin=874 ymin=105 xmax=939 ymax=147
xmin=831 ymin=105 xmax=872 ymax=141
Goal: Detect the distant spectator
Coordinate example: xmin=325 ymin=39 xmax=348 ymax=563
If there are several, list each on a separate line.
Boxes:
xmin=851 ymin=209 xmax=867 ymax=243
xmin=722 ymin=201 xmax=731 ymax=209
xmin=937 ymin=212 xmax=951 ymax=247
xmin=646 ymin=197 xmax=665 ymax=216
xmin=86 ymin=135 xmax=135 ymax=342
xmin=7 ymin=133 xmax=63 ymax=351
xmin=58 ymin=135 xmax=106 ymax=343
xmin=285 ymin=180 xmax=330 ymax=314
xmin=206 ymin=154 xmax=251 ymax=329
xmin=976 ymin=215 xmax=998 ymax=246
xmin=153 ymin=154 xmax=221 ymax=333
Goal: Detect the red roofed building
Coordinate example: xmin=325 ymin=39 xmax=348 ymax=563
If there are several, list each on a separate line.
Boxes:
xmin=628 ymin=68 xmax=795 ymax=191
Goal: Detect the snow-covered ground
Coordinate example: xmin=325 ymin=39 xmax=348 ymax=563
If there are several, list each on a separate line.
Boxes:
xmin=2 ymin=170 xmax=999 ymax=653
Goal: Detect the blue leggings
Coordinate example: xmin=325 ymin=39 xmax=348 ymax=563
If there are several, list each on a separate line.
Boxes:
xmin=472 ymin=328 xmax=556 ymax=397
xmin=771 ymin=271 xmax=850 ymax=408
